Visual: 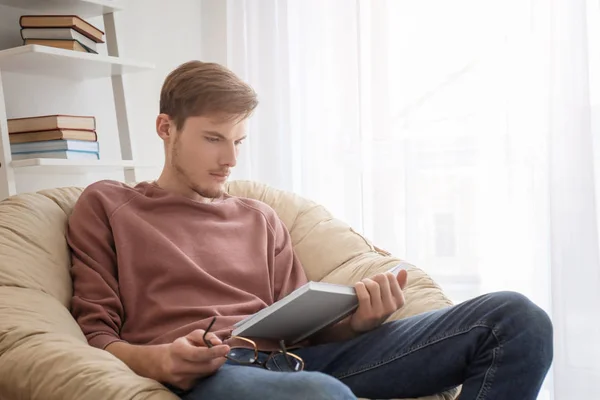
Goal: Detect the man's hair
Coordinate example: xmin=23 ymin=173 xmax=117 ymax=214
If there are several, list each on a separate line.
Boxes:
xmin=160 ymin=60 xmax=258 ymax=130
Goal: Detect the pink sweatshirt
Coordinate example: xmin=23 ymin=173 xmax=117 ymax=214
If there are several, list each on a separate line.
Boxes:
xmin=67 ymin=180 xmax=308 ymax=351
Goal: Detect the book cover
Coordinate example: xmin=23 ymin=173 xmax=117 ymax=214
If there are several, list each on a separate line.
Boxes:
xmin=9 ymin=129 xmax=97 ymax=144
xmin=11 ymin=139 xmax=99 ymax=154
xmin=11 ymin=150 xmax=99 ymax=160
xmin=19 ymin=15 xmax=105 ymax=43
xmin=20 ymin=28 xmax=98 ymax=52
xmin=24 ymin=39 xmax=96 ymax=54
xmin=8 ymin=115 xmax=96 ymax=134
xmin=231 ymin=264 xmax=406 ymax=344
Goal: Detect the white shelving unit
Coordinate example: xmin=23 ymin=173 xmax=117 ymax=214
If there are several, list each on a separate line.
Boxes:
xmin=10 ymin=158 xmax=135 ymax=171
xmin=0 ymin=45 xmax=153 ymax=79
xmin=0 ymin=0 xmax=155 ymax=200
xmin=0 ymin=0 xmax=123 ymax=17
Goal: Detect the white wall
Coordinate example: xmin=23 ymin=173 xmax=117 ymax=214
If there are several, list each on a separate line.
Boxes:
xmin=113 ymin=0 xmax=206 ymax=183
xmin=0 ymin=0 xmax=204 ymax=193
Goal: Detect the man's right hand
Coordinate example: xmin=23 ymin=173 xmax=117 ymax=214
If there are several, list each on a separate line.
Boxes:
xmin=106 ymin=330 xmax=231 ymax=392
xmin=160 ymin=329 xmax=231 ymax=391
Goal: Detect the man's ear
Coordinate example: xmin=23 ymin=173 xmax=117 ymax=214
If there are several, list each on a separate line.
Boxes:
xmin=156 ymin=114 xmax=173 ymax=141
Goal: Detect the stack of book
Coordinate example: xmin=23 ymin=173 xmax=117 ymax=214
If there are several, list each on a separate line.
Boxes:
xmin=19 ymin=15 xmax=105 ymax=54
xmin=7 ymin=115 xmax=99 ymax=160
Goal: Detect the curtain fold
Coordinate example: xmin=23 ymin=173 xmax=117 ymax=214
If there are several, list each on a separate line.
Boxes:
xmin=547 ymin=0 xmax=600 ymax=397
xmin=204 ymin=0 xmax=600 ymax=398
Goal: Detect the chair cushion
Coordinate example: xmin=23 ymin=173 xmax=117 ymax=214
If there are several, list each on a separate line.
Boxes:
xmin=0 ymin=187 xmax=83 ymax=307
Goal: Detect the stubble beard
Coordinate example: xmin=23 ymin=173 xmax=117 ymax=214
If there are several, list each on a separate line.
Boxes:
xmin=171 ymin=139 xmax=225 ymax=200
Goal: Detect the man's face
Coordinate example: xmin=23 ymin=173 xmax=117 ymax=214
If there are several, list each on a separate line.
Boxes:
xmin=163 ymin=115 xmax=247 ymax=199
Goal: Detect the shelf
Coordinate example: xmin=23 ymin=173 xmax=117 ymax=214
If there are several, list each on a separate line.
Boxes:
xmin=11 ymin=158 xmax=136 ymax=173
xmin=0 ymin=45 xmax=153 ymax=80
xmin=0 ymin=0 xmax=123 ymax=18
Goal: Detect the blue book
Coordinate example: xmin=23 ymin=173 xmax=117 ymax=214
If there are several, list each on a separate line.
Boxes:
xmin=11 ymin=151 xmax=99 ymax=160
xmin=11 ymin=139 xmax=99 ymax=154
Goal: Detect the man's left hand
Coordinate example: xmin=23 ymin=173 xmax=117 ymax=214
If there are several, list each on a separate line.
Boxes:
xmin=349 ymin=269 xmax=408 ymax=333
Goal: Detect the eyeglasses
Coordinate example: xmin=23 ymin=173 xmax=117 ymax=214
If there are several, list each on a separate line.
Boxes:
xmin=203 ymin=316 xmax=305 ymax=372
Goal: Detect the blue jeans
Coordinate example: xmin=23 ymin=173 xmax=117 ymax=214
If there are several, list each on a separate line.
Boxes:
xmin=173 ymin=291 xmax=553 ymax=399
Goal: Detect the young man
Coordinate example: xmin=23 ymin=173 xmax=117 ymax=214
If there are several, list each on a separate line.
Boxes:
xmin=67 ymin=61 xmax=553 ymax=400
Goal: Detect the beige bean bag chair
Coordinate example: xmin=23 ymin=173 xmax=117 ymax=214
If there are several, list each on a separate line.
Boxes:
xmin=0 ymin=179 xmax=460 ymax=400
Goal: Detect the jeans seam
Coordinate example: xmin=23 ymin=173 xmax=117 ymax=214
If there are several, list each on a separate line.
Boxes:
xmin=334 ymin=322 xmax=500 ymax=381
xmin=475 ymin=329 xmax=502 ymax=400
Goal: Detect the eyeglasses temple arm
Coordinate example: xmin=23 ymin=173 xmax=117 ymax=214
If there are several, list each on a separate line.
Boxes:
xmin=279 ymin=339 xmax=296 ymax=370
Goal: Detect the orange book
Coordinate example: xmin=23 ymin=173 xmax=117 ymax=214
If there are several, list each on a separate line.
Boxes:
xmin=9 ymin=129 xmax=97 ymax=144
xmin=24 ymin=39 xmax=90 ymax=53
xmin=19 ymin=15 xmax=105 ymax=43
xmin=7 ymin=115 xmax=96 ymax=134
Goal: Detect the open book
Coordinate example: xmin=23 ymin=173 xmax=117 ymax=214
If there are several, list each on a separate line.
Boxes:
xmin=232 ymin=264 xmax=405 ymax=345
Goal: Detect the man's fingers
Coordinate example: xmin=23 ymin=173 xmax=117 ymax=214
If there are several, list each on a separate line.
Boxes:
xmin=362 ymin=278 xmax=382 ymax=309
xmin=387 ymin=272 xmax=405 ymax=309
xmin=173 ymin=336 xmax=230 ymax=363
xmin=186 ymin=329 xmax=222 ymax=347
xmin=355 ymin=281 xmax=372 ymax=312
xmin=174 ymin=354 xmax=228 ymax=376
xmin=396 ymin=269 xmax=408 ymax=290
xmin=190 ymin=343 xmax=230 ymax=363
xmin=373 ymin=273 xmax=395 ymax=312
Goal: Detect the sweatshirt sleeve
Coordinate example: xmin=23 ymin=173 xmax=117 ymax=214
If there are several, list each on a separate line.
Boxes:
xmin=271 ymin=215 xmax=308 ymax=301
xmin=66 ymin=185 xmax=127 ymax=350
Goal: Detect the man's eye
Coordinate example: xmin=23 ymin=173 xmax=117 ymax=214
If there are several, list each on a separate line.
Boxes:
xmin=235 ymin=140 xmax=244 ymax=146
xmin=206 ymin=137 xmax=219 ymax=143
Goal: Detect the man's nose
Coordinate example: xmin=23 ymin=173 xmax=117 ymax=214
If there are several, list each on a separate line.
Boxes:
xmin=221 ymin=142 xmax=237 ymax=167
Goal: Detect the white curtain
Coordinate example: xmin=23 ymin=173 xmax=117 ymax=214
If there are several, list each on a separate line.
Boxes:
xmin=211 ymin=0 xmax=600 ymax=398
